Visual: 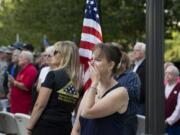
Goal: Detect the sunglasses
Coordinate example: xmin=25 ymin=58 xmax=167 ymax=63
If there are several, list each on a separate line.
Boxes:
xmin=53 ymin=50 xmax=60 ymax=56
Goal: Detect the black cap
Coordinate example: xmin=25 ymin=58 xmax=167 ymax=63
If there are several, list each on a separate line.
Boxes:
xmin=12 ymin=43 xmax=23 ymax=50
xmin=23 ymin=43 xmax=34 ymax=52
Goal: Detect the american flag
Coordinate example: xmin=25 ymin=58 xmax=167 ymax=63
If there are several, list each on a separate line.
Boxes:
xmin=79 ymin=0 xmax=103 ymax=91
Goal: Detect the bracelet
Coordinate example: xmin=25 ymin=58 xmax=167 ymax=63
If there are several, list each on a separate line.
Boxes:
xmin=90 ymin=87 xmax=97 ymax=91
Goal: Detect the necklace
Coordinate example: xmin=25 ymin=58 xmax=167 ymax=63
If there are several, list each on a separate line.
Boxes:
xmin=97 ymin=81 xmax=118 ymax=100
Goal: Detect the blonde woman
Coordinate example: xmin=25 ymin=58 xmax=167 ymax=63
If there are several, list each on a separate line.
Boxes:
xmin=27 ymin=41 xmax=81 ymax=135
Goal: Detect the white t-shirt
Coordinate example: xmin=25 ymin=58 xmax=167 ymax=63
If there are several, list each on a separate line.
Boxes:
xmin=38 ymin=66 xmax=51 ymax=84
xmin=133 ymin=59 xmax=144 ymax=72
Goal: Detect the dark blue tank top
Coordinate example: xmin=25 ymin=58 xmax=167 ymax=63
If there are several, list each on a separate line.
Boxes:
xmin=80 ymin=83 xmax=137 ymax=135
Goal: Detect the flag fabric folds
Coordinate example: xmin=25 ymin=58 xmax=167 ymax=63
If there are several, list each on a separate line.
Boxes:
xmin=79 ymin=0 xmax=103 ymax=91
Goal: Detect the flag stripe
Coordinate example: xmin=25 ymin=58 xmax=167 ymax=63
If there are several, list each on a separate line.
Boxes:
xmin=81 ymin=33 xmax=102 ymax=45
xmin=80 ymin=41 xmax=95 ymax=50
xmin=79 ymin=48 xmax=93 ymax=60
xmin=82 ymin=26 xmax=102 ymax=41
xmin=80 ymin=0 xmax=103 ymax=91
xmin=83 ymin=18 xmax=102 ymax=35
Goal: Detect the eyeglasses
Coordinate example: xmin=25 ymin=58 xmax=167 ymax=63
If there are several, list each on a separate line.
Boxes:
xmin=43 ymin=54 xmax=51 ymax=57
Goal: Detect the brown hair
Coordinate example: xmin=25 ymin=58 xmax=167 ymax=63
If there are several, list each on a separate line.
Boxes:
xmin=94 ymin=43 xmax=122 ymax=75
xmin=121 ymin=52 xmax=131 ymax=69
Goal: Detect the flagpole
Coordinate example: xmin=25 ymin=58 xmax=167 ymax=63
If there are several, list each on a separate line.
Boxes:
xmin=16 ymin=33 xmax=20 ymax=43
xmin=145 ymin=0 xmax=167 ymax=134
xmin=43 ymin=35 xmax=46 ymax=40
xmin=98 ymin=0 xmax=102 ymax=36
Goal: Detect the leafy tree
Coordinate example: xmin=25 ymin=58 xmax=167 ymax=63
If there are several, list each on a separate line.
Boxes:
xmin=165 ymin=31 xmax=180 ymax=62
xmin=0 ymin=0 xmax=84 ymax=48
xmin=0 ymin=0 xmax=179 ymax=55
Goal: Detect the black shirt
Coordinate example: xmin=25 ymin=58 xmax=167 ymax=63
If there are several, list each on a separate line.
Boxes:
xmin=40 ymin=69 xmax=79 ymax=122
xmin=80 ymin=83 xmax=137 ymax=135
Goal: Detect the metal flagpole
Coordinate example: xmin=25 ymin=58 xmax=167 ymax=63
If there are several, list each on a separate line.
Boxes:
xmin=145 ymin=0 xmax=167 ymax=134
xmin=16 ymin=33 xmax=20 ymax=43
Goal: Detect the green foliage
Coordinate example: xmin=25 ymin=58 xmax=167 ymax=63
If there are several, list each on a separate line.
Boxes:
xmin=165 ymin=31 xmax=180 ymax=62
xmin=0 ymin=0 xmax=179 ymax=54
xmin=0 ymin=0 xmax=84 ymax=48
xmin=101 ymin=0 xmax=146 ymax=51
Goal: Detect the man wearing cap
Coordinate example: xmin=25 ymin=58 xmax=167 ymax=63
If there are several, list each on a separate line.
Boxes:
xmin=23 ymin=43 xmax=34 ymax=52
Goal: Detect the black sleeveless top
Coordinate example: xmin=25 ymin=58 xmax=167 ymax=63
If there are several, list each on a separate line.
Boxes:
xmin=80 ymin=83 xmax=137 ymax=135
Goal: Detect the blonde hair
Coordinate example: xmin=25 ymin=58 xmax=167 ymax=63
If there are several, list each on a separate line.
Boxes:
xmin=54 ymin=41 xmax=81 ymax=89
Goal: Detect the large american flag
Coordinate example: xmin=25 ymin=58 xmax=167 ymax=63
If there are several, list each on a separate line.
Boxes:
xmin=79 ymin=0 xmax=103 ymax=91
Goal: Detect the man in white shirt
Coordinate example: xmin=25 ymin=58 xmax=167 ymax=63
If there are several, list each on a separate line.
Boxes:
xmin=165 ymin=65 xmax=180 ymax=135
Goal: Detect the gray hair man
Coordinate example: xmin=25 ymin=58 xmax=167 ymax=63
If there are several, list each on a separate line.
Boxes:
xmin=8 ymin=51 xmax=38 ymax=114
xmin=132 ymin=42 xmax=146 ymax=115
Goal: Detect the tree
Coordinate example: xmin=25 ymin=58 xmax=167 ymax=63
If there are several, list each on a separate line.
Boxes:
xmin=0 ymin=0 xmax=84 ymax=48
xmin=0 ymin=0 xmax=179 ymax=53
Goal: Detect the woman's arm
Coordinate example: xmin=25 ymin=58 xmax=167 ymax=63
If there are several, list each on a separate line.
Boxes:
xmin=71 ymin=92 xmax=88 ymax=135
xmin=27 ymin=87 xmax=52 ymax=131
xmin=36 ymin=79 xmax=42 ymax=92
xmin=81 ymin=87 xmax=129 ymax=119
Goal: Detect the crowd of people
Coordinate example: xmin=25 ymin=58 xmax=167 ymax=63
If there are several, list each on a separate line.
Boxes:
xmin=0 ymin=41 xmax=179 ymax=135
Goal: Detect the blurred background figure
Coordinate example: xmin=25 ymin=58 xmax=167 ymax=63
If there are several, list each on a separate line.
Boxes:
xmin=3 ymin=49 xmax=21 ymax=99
xmin=165 ymin=65 xmax=180 ymax=135
xmin=9 ymin=51 xmax=37 ymax=114
xmin=0 ymin=47 xmax=8 ymax=98
xmin=164 ymin=62 xmax=174 ymax=71
xmin=36 ymin=45 xmax=55 ymax=92
xmin=116 ymin=51 xmax=141 ymax=134
xmin=164 ymin=62 xmax=180 ymax=85
xmin=132 ymin=42 xmax=146 ymax=115
xmin=127 ymin=51 xmax=135 ymax=70
xmin=32 ymin=45 xmax=56 ymax=107
xmin=22 ymin=43 xmax=34 ymax=52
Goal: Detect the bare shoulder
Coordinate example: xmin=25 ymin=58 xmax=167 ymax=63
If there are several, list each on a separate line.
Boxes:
xmin=104 ymin=86 xmax=129 ymax=102
xmin=110 ymin=86 xmax=128 ymax=97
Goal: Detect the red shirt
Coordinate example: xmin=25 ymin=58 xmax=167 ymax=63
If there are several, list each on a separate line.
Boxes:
xmin=10 ymin=64 xmax=37 ymax=114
